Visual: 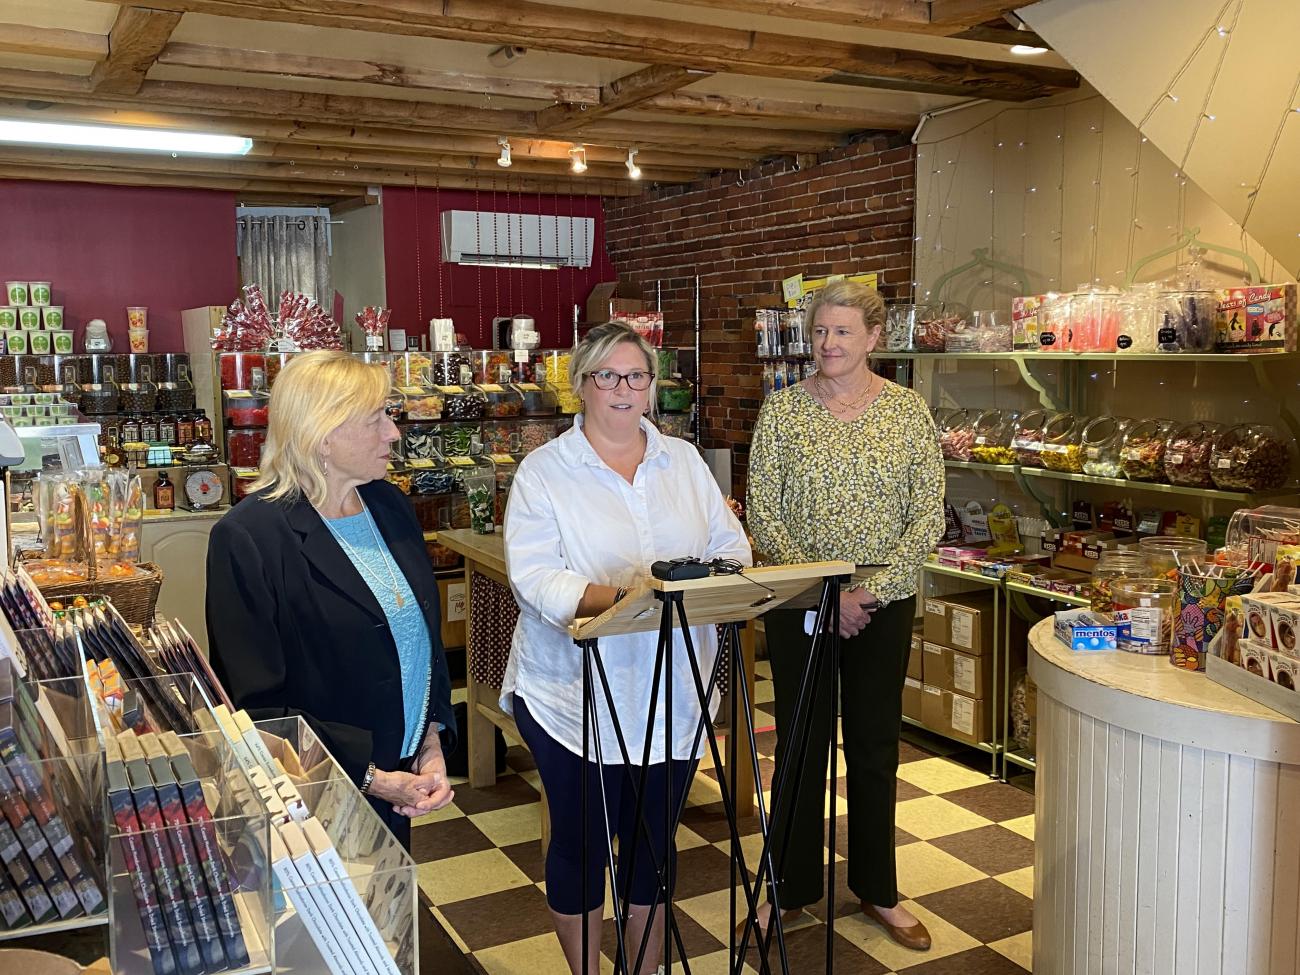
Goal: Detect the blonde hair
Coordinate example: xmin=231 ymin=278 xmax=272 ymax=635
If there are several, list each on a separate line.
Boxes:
xmin=568 ymin=321 xmax=659 ymax=418
xmin=805 ymin=279 xmax=886 ymax=333
xmin=253 ymin=350 xmax=392 ymax=506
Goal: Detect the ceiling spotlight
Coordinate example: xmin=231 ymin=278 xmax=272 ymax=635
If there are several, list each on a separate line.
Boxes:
xmin=1010 ymin=44 xmax=1048 ymax=55
xmin=497 ymin=137 xmax=512 ymax=168
xmin=625 ymin=148 xmax=641 ymax=180
xmin=569 ymin=146 xmax=587 ymax=174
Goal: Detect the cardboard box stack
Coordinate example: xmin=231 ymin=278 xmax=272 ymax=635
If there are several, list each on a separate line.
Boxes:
xmin=918 ymin=592 xmax=1027 ymax=747
xmin=902 ymin=625 xmax=923 ymax=723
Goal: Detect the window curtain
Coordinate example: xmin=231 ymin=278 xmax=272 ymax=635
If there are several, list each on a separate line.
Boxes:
xmin=237 ymin=214 xmax=331 ymax=305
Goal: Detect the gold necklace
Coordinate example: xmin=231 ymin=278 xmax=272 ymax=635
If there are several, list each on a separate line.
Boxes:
xmin=323 ymin=491 xmax=407 ymax=608
xmin=817 ymin=372 xmax=877 ymax=413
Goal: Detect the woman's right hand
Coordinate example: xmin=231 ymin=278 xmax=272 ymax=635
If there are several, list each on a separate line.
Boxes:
xmin=367 ymin=768 xmax=442 ymax=815
xmin=838 ymin=589 xmax=877 ymax=639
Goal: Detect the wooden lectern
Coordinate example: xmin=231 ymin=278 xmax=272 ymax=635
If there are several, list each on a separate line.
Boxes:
xmin=568 ymin=560 xmax=854 ymax=975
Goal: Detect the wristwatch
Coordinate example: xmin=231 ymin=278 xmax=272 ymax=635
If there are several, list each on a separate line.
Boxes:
xmin=360 ymin=762 xmax=377 ymax=794
xmin=614 ymin=586 xmax=629 ymax=604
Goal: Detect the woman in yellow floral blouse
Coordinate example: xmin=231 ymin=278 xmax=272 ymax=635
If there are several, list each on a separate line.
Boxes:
xmin=746 ymin=280 xmax=944 ymax=952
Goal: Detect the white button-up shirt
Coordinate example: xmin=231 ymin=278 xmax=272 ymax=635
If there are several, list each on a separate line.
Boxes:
xmin=501 ymin=416 xmax=751 ymax=764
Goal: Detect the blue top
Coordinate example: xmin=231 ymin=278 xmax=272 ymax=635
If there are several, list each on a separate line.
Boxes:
xmin=324 ymin=505 xmax=433 ymax=758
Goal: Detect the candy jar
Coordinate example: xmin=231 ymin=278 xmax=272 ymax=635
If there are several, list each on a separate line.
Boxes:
xmin=401 ymin=424 xmax=441 ymax=461
xmin=223 ymin=390 xmax=271 ymax=428
xmin=442 ymin=422 xmax=481 ymax=458
xmin=1139 ymin=536 xmax=1208 ymax=581
xmin=885 ymin=304 xmax=933 ymax=353
xmin=219 ymin=352 xmax=266 ymax=391
xmin=969 ymin=409 xmax=1019 ymax=465
xmin=1081 ymin=415 xmax=1132 ymax=478
xmin=1115 ymin=285 xmax=1160 ymax=353
xmin=224 ymin=428 xmax=267 ymax=468
xmin=657 ymin=413 xmax=693 ymax=439
xmin=473 ymin=350 xmax=515 ymax=386
xmin=1157 ymin=290 xmax=1218 ymax=353
xmin=518 ymin=417 xmax=559 ymax=454
xmin=516 ymin=382 xmax=558 ymax=416
xmin=1037 ymin=293 xmax=1072 ymax=352
xmin=392 ymin=351 xmax=432 ymax=387
xmin=431 ymin=351 xmax=473 ymax=386
xmin=1120 ymin=418 xmax=1176 ymax=482
xmin=481 ymin=419 xmax=522 ymax=455
xmin=938 ymin=409 xmax=975 ymax=461
xmin=479 ymin=383 xmax=523 ymax=418
xmin=1040 ymin=412 xmax=1087 ymax=473
xmin=399 ymin=385 xmax=444 ymax=421
xmin=657 ymin=379 xmax=694 ymax=414
xmin=1112 ymin=578 xmax=1177 ymax=654
xmin=1012 ymin=409 xmax=1050 ymax=467
xmin=442 ymin=386 xmax=486 ymax=421
xmin=1164 ymin=421 xmax=1223 ymax=488
xmin=1210 ymin=423 xmax=1293 ymax=492
xmin=1090 ymin=551 xmax=1148 ymax=612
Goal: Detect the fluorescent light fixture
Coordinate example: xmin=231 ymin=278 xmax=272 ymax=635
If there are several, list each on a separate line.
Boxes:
xmin=0 ymin=118 xmax=252 ymax=155
xmin=458 ymin=259 xmax=560 ymax=270
xmin=1009 ymin=44 xmax=1048 ymax=55
xmin=625 ymin=148 xmax=641 ymax=180
xmin=569 ymin=146 xmax=587 ymax=174
xmin=497 ymin=137 xmax=512 ymax=168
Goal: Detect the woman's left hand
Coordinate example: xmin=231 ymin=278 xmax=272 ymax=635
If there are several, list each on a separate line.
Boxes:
xmin=393 ymin=728 xmax=455 ymax=817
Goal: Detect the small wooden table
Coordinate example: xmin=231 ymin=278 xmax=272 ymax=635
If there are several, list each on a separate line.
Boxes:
xmin=436 ymin=528 xmax=757 ymax=818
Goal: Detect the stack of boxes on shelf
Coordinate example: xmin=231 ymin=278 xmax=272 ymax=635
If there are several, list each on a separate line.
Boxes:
xmin=914 ymin=592 xmax=1025 ymax=748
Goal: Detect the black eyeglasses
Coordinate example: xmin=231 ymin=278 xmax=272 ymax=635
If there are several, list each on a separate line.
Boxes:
xmin=588 ymin=368 xmax=655 ymax=391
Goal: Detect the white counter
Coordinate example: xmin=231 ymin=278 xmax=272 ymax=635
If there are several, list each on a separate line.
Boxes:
xmin=1029 ymin=619 xmax=1300 ymax=974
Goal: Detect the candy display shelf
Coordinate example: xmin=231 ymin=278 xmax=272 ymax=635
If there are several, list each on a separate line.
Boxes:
xmin=873 ymin=350 xmax=1299 ymax=363
xmin=1004 ymin=747 xmax=1037 ymax=772
xmin=1004 ymin=580 xmax=1089 ymax=608
xmin=1016 ymin=465 xmax=1297 ymax=505
xmin=944 ymin=460 xmax=1018 ymax=475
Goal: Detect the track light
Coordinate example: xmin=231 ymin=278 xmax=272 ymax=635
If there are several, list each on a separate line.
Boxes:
xmin=497 ymin=137 xmax=512 ymax=168
xmin=625 ymin=148 xmax=641 ymax=180
xmin=569 ymin=146 xmax=587 ymax=174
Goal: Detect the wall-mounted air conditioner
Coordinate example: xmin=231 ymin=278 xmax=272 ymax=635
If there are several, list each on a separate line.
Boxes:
xmin=440 ymin=210 xmax=594 ymax=268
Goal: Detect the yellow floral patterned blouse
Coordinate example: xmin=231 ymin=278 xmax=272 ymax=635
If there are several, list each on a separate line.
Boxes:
xmin=747 ymin=381 xmax=945 ymax=606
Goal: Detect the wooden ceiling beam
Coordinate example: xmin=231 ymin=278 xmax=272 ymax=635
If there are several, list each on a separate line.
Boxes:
xmin=0 ymin=154 xmax=641 ymax=196
xmin=927 ymin=1 xmax=1022 ymax=33
xmin=138 ymin=0 xmax=1078 ymax=101
xmin=0 ymin=24 xmax=107 ymax=60
xmin=156 ymin=42 xmax=601 ymax=104
xmin=0 ymin=97 xmax=765 ymax=169
xmin=90 ymin=6 xmax=184 ymax=95
xmin=640 ymin=91 xmax=915 ymax=129
xmin=536 ymin=65 xmax=706 ymax=134
xmin=652 ymin=0 xmax=931 ymax=31
xmin=0 ymin=71 xmax=834 ymax=153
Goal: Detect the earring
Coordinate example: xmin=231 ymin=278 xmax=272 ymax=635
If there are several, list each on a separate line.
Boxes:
xmin=322 ymin=458 xmax=328 ymax=475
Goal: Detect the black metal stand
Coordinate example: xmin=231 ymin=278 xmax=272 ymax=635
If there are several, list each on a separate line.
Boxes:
xmin=577 ymin=575 xmax=846 ymax=975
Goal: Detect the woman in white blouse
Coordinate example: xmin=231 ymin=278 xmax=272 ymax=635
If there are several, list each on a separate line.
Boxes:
xmin=503 ymin=322 xmax=750 ymax=974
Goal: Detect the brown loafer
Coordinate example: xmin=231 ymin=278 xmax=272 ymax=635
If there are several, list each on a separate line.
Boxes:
xmin=861 ymin=902 xmax=931 ymax=951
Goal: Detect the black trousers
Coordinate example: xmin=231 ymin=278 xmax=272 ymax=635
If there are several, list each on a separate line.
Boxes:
xmin=765 ymin=595 xmax=916 ymax=910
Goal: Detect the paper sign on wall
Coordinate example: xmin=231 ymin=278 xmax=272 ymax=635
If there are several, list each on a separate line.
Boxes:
xmin=447 ymin=583 xmax=467 ymax=622
xmin=781 ymin=273 xmax=804 ymax=303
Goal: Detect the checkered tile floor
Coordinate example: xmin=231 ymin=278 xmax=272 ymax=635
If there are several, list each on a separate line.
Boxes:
xmin=417 ymin=661 xmax=1034 ymax=974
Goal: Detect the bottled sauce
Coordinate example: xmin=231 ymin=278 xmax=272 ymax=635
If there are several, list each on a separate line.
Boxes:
xmin=141 ymin=415 xmax=160 ymax=443
xmin=153 ymin=471 xmax=175 ymax=510
xmin=194 ymin=410 xmax=213 ymax=442
xmin=122 ymin=415 xmax=142 ymax=443
xmin=177 ymin=412 xmax=195 ymax=447
xmin=159 ymin=414 xmax=177 ymax=446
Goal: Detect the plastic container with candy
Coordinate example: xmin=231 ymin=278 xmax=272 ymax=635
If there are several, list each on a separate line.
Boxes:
xmin=1164 ymin=420 xmax=1222 ymax=488
xmin=1120 ymin=418 xmax=1176 ymax=482
xmin=1211 ymin=424 xmax=1293 ymax=493
xmin=938 ymin=409 xmax=975 ymax=461
xmin=1012 ymin=409 xmax=1050 ymax=467
xmin=969 ymin=409 xmax=1019 ymax=466
xmin=1039 ymin=412 xmax=1087 ymax=473
xmin=1081 ymin=415 xmax=1132 ymax=478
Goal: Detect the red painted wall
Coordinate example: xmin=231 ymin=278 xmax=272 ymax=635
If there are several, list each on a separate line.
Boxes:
xmin=0 ymin=180 xmax=238 ymax=353
xmin=381 ymin=186 xmax=616 ymax=349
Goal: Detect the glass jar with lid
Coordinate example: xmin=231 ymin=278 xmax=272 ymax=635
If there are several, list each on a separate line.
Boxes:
xmin=1112 ymin=578 xmax=1177 ymax=653
xmin=478 ymin=382 xmax=523 ymax=418
xmin=515 ymin=382 xmax=558 ymax=416
xmin=489 ymin=453 xmax=521 ymax=525
xmin=1090 ymin=550 xmax=1148 ymax=612
xmin=1036 ymin=293 xmax=1073 ymax=351
xmin=481 ymin=419 xmax=522 ymax=455
xmin=430 ymin=351 xmax=473 ymax=387
xmin=1210 ymin=423 xmax=1292 ymax=492
xmin=472 ymin=350 xmax=516 ymax=386
xmin=1115 ymin=285 xmax=1160 ymax=353
xmin=1081 ymin=415 xmax=1132 ymax=478
xmin=1223 ymin=504 xmax=1300 ymax=570
xmin=1120 ymin=418 xmax=1175 ymax=482
xmin=1163 ymin=421 xmax=1222 ymax=488
xmin=441 ymin=385 xmax=486 ymax=421
xmin=224 ymin=428 xmax=267 ymax=469
xmin=657 ymin=379 xmax=694 ymax=415
xmin=885 ymin=304 xmax=932 ymax=352
xmin=938 ymin=409 xmax=974 ymax=461
xmin=1039 ymin=412 xmax=1087 ymax=473
xmin=1069 ymin=288 xmax=1121 ymax=353
xmin=1139 ymin=535 xmax=1208 ymax=581
xmin=1157 ymin=291 xmax=1218 ymax=352
xmin=969 ymin=409 xmax=1019 ymax=465
xmin=1011 ymin=409 xmax=1050 ymax=467
xmin=399 ymin=385 xmax=444 ymax=421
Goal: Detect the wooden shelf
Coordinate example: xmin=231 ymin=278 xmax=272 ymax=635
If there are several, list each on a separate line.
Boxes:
xmin=1005 ymin=580 xmax=1089 ymax=608
xmin=1017 ymin=465 xmax=1296 ymax=504
xmin=873 ymin=350 xmax=1299 ymax=363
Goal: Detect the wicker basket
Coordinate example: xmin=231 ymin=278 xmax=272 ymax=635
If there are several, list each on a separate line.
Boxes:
xmin=17 ymin=554 xmax=164 ymax=627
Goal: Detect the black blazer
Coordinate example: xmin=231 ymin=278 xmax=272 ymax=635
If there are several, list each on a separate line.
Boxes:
xmin=205 ymin=479 xmax=456 ymax=842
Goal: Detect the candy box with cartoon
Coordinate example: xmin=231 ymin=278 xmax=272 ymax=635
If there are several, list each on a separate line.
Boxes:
xmin=1215 ymin=284 xmax=1296 ymax=352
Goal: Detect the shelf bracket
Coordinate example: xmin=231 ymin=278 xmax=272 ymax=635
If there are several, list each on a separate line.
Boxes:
xmin=1253 ymin=358 xmax=1300 ymax=449
xmin=1014 ymin=355 xmax=1063 ymax=412
xmin=1015 ymin=469 xmax=1060 ymax=526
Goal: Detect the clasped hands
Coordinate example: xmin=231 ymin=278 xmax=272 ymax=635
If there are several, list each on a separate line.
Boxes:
xmin=366 ymin=726 xmax=456 ymax=818
xmin=838 ymin=588 xmax=879 ymax=639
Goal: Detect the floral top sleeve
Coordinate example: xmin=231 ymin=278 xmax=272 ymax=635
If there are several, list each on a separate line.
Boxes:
xmin=746 ymin=381 xmax=946 ymax=606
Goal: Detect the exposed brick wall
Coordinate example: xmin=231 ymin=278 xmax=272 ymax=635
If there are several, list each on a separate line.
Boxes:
xmin=603 ymin=134 xmax=916 ymax=499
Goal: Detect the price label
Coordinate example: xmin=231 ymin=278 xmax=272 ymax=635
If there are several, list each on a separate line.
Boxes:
xmin=479 ymin=383 xmax=504 ymax=392
xmin=399 ymin=386 xmax=424 ymax=395
xmin=233 ymin=469 xmax=259 ymax=479
xmin=488 ymin=453 xmax=515 ymax=464
xmin=408 ymin=458 xmax=434 ymax=468
xmin=1168 ymin=453 xmax=1185 ymax=465
xmin=226 ymin=390 xmax=253 ymax=399
xmin=437 ymin=385 xmax=464 ymax=394
xmin=514 ymin=349 xmax=531 ymax=363
xmin=1217 ymin=458 xmax=1233 ymax=468
xmin=448 ymin=456 xmax=474 ymax=467
xmin=386 ymin=462 xmax=396 ymax=471
xmin=781 ymin=273 xmax=804 ymax=303
xmin=518 ymin=383 xmax=541 ymax=391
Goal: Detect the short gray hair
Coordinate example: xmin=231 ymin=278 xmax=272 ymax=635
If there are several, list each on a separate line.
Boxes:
xmin=568 ymin=321 xmax=659 ymax=417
